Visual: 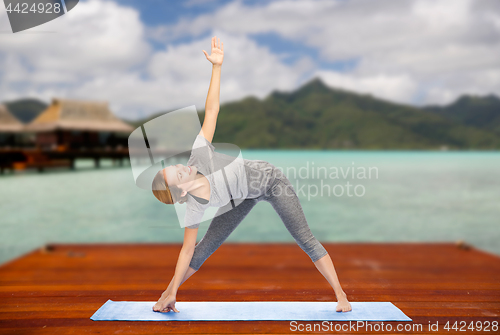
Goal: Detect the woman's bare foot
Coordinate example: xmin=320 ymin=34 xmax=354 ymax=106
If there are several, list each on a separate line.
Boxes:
xmin=152 ymin=289 xmax=171 ymax=311
xmin=336 ymin=292 xmax=352 ymax=312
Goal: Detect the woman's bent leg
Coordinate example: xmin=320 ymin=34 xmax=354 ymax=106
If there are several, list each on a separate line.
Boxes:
xmin=189 ymin=198 xmax=259 ymax=271
xmin=264 ymin=178 xmax=328 ymax=263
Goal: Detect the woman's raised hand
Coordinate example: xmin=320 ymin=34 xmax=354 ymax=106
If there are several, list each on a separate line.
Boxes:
xmin=203 ymin=36 xmax=224 ymax=66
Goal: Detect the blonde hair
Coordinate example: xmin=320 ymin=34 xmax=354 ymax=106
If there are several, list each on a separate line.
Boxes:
xmin=151 ymin=168 xmax=188 ymax=205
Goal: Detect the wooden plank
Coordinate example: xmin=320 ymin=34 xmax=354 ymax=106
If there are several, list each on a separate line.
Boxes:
xmin=0 ymin=243 xmax=499 ymax=334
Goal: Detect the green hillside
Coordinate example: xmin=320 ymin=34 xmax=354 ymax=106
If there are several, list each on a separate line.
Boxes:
xmin=425 ymin=95 xmax=500 ymax=135
xmin=4 ymin=98 xmax=47 ymax=123
xmin=200 ymin=78 xmax=500 ymax=149
xmin=4 ymin=79 xmax=500 ymax=150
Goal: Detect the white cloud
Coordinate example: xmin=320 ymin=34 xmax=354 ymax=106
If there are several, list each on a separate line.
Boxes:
xmin=149 ymin=0 xmax=500 ymax=105
xmin=0 ymin=0 xmax=154 ymax=117
xmin=65 ymin=30 xmax=312 ymax=119
xmin=0 ymin=0 xmax=314 ymax=119
xmin=143 ymin=31 xmax=313 ymax=117
xmin=316 ymin=71 xmax=417 ymax=104
xmin=0 ymin=0 xmax=150 ymax=79
xmin=1 ymin=0 xmax=499 ymax=119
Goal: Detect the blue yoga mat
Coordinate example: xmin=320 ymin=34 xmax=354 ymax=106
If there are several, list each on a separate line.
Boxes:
xmin=91 ymin=300 xmax=412 ymax=321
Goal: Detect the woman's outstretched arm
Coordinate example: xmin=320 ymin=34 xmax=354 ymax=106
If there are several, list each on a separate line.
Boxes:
xmin=152 ymin=227 xmax=198 ymax=313
xmin=200 ymin=36 xmax=224 ymax=143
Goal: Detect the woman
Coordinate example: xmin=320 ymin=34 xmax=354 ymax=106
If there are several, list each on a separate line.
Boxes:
xmin=151 ymin=36 xmax=352 ymax=314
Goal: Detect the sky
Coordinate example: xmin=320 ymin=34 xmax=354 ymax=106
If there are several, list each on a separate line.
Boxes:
xmin=0 ymin=0 xmax=499 ymax=120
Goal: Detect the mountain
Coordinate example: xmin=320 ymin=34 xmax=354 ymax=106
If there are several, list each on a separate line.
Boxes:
xmin=198 ymin=78 xmax=500 ymax=149
xmin=3 ymin=98 xmax=48 ymax=123
xmin=425 ymin=94 xmax=500 ymax=135
xmin=4 ymin=80 xmax=500 ymax=149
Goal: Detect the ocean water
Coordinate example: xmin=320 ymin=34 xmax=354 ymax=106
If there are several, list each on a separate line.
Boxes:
xmin=1 ymin=150 xmax=499 ymax=265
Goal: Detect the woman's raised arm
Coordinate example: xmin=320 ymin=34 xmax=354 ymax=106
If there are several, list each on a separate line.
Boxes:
xmin=200 ymin=36 xmax=224 ymax=143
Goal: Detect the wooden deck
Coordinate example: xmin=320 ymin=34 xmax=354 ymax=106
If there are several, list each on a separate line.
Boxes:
xmin=0 ymin=242 xmax=499 ymax=334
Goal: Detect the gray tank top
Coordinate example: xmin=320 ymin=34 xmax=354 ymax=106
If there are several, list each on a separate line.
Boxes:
xmin=184 ymin=135 xmax=277 ymax=229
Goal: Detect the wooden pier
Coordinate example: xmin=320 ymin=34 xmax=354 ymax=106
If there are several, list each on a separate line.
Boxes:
xmin=0 ymin=148 xmax=130 ymax=173
xmin=0 ymin=148 xmax=191 ymax=173
xmin=0 ymin=242 xmax=499 ymax=334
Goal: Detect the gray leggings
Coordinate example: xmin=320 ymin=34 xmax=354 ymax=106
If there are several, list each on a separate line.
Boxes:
xmin=189 ymin=176 xmax=328 ymax=271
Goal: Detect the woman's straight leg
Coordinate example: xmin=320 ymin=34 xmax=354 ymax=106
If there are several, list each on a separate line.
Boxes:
xmin=189 ymin=198 xmax=260 ymax=271
xmin=264 ymin=177 xmax=328 ymax=263
xmin=264 ymin=176 xmax=351 ymax=312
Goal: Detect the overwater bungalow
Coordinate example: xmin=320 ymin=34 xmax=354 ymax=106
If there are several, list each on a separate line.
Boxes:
xmin=24 ymin=98 xmax=133 ymax=150
xmin=1 ymin=98 xmax=133 ymax=172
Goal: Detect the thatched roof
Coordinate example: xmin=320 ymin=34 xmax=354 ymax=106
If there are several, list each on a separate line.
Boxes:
xmin=25 ymin=98 xmax=133 ymax=133
xmin=0 ymin=104 xmax=24 ymax=132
